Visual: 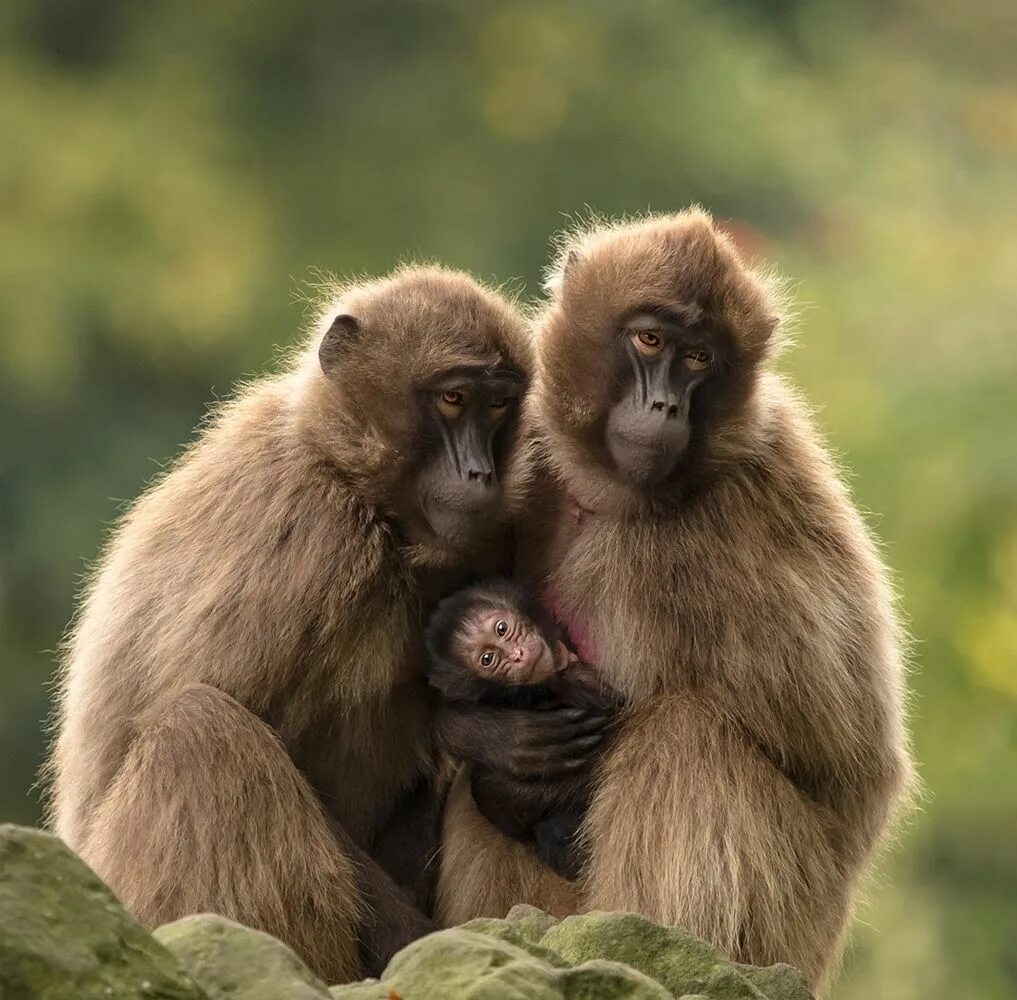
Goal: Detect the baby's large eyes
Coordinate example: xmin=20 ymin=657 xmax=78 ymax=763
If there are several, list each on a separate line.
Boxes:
xmin=495 ymin=620 xmax=508 ymax=637
xmin=479 ymin=650 xmax=495 ymax=668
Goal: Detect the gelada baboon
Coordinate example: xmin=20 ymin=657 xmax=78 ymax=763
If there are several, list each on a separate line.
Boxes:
xmin=437 ymin=210 xmax=915 ymax=991
xmin=424 ymin=578 xmax=619 ymax=878
xmin=47 ymin=265 xmax=549 ymax=981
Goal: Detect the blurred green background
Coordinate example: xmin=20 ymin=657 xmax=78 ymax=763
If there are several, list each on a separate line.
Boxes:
xmin=1 ymin=1 xmax=1014 ymax=995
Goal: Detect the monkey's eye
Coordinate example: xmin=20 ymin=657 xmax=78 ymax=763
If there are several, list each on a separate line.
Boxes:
xmin=489 ymin=397 xmax=509 ymax=412
xmin=436 ymin=389 xmax=467 ymax=419
xmin=683 ymin=350 xmax=713 ymax=371
xmin=633 ymin=330 xmax=664 ymax=355
xmin=479 ymin=650 xmax=495 ymax=668
xmin=495 ymin=619 xmax=509 ymax=637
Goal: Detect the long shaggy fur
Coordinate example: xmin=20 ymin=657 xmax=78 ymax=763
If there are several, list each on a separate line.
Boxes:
xmin=437 ymin=210 xmax=915 ymax=993
xmin=46 ymin=265 xmax=532 ymax=982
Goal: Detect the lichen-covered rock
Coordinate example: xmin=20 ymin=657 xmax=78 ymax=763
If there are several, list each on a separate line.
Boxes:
xmin=0 ymin=824 xmax=206 ymax=1000
xmin=155 ymin=914 xmax=330 ymax=1000
xmin=327 ymin=982 xmax=391 ymax=999
xmin=458 ymin=916 xmax=570 ymax=968
xmin=0 ymin=823 xmax=813 ymax=1000
xmin=538 ymin=912 xmax=810 ymax=1000
xmin=277 ymin=909 xmax=811 ymax=999
xmin=504 ymin=903 xmax=561 ymax=943
xmin=382 ymin=928 xmax=563 ymax=998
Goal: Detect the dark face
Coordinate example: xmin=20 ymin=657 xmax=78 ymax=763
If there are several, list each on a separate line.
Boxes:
xmin=456 ymin=608 xmax=571 ymax=686
xmin=413 ymin=365 xmax=524 ymax=546
xmin=605 ymin=312 xmax=718 ymax=487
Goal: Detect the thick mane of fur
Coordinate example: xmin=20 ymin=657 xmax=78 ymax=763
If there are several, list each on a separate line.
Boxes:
xmin=45 ymin=264 xmax=532 ymax=982
xmin=437 ymin=213 xmax=915 ymax=996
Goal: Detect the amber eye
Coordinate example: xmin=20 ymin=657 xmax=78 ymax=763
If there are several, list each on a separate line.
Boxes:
xmin=683 ymin=350 xmax=713 ymax=371
xmin=489 ymin=397 xmax=509 ymax=411
xmin=495 ymin=619 xmax=509 ymax=637
xmin=633 ymin=330 xmax=664 ymax=355
xmin=480 ymin=650 xmax=495 ymax=668
xmin=436 ymin=389 xmax=467 ymax=419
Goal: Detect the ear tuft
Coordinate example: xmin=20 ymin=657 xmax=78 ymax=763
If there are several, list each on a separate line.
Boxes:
xmin=319 ymin=314 xmax=360 ymax=375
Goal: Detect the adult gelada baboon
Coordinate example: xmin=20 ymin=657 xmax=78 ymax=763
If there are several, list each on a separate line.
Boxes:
xmin=437 ymin=211 xmax=915 ymax=991
xmin=47 ymin=266 xmax=548 ymax=981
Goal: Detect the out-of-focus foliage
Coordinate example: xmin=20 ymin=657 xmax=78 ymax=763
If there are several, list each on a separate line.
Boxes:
xmin=0 ymin=1 xmax=1014 ymax=995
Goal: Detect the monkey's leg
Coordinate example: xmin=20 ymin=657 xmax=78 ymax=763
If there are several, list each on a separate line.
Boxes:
xmin=435 ymin=768 xmax=581 ymax=926
xmin=83 ymin=683 xmax=364 ymax=983
xmin=583 ymin=695 xmax=852 ymax=993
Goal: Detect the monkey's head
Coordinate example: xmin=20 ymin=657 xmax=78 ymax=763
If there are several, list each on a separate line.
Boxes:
xmin=425 ymin=580 xmax=572 ymax=699
xmin=536 ymin=209 xmax=785 ymax=510
xmin=300 ymin=267 xmax=532 ymax=560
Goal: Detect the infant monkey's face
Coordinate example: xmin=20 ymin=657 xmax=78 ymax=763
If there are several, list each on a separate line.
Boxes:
xmin=456 ymin=608 xmax=572 ymax=685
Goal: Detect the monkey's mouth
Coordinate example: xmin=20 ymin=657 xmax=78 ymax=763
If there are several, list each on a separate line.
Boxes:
xmin=421 ymin=497 xmax=499 ymax=545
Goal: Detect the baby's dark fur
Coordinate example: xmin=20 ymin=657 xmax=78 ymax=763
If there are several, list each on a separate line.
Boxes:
xmin=426 ymin=579 xmax=617 ymax=878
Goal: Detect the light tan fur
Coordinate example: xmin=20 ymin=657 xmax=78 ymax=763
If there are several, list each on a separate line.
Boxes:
xmin=437 ymin=211 xmax=915 ymax=993
xmin=46 ymin=265 xmax=531 ymax=982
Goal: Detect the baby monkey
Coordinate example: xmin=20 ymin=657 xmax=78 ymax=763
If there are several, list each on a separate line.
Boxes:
xmin=425 ymin=579 xmax=620 ymax=879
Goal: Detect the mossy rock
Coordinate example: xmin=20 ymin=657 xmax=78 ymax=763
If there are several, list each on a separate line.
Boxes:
xmin=538 ymin=912 xmax=810 ymax=1000
xmin=458 ymin=916 xmax=570 ymax=968
xmin=0 ymin=823 xmax=813 ymax=1000
xmin=155 ymin=914 xmax=330 ymax=1000
xmin=504 ymin=904 xmax=561 ymax=943
xmin=327 ymin=983 xmax=391 ymax=999
xmin=381 ymin=928 xmax=670 ymax=999
xmin=0 ymin=824 xmax=206 ymax=1000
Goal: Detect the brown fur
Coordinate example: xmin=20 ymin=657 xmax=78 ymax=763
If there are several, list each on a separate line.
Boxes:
xmin=437 ymin=211 xmax=915 ymax=993
xmin=46 ymin=265 xmax=532 ymax=982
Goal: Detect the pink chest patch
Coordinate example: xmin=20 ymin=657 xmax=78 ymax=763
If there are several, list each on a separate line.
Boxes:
xmin=541 ymin=587 xmax=600 ymax=668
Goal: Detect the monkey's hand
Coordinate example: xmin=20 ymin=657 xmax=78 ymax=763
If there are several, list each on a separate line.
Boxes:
xmin=435 ymin=700 xmax=610 ymax=784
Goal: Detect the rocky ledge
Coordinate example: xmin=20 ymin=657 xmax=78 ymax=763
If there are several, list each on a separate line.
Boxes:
xmin=0 ymin=824 xmax=811 ymax=999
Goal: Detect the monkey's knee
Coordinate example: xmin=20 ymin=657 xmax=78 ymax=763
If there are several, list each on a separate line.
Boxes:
xmin=88 ymin=682 xmax=362 ymax=983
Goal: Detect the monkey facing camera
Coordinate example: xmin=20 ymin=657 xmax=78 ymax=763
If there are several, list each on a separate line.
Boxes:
xmin=426 ymin=578 xmax=620 ymax=880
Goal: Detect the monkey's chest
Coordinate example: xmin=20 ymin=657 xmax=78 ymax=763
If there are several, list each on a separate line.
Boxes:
xmin=534 ymin=514 xmax=692 ymax=695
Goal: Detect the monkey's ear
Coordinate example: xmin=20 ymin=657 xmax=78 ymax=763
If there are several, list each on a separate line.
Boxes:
xmin=319 ymin=314 xmax=360 ymax=376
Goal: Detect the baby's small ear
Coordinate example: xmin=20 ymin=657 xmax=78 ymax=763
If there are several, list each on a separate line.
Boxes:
xmin=318 ymin=314 xmax=360 ymax=375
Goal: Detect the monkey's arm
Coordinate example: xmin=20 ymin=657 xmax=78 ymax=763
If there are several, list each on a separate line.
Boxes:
xmin=583 ymin=693 xmax=848 ymax=983
xmin=435 ymin=699 xmax=609 ymax=791
xmin=712 ymin=591 xmax=912 ymax=865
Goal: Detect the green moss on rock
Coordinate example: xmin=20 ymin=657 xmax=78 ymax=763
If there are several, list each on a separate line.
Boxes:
xmin=538 ymin=911 xmax=810 ymax=1000
xmin=0 ymin=824 xmax=813 ymax=1000
xmin=0 ymin=824 xmax=206 ymax=1000
xmin=504 ymin=904 xmax=561 ymax=943
xmin=155 ymin=914 xmax=330 ymax=1000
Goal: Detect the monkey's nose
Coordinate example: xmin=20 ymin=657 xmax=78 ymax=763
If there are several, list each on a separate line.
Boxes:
xmin=511 ymin=647 xmax=525 ymax=662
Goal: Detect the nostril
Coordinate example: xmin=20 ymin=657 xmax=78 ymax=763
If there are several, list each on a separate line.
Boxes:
xmin=667 ymin=404 xmax=679 ymax=418
xmin=468 ymin=470 xmax=491 ymax=484
xmin=651 ymin=400 xmax=665 ymax=412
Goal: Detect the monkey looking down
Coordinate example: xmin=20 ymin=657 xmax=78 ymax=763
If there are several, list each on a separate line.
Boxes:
xmin=425 ymin=579 xmax=618 ymax=879
xmin=47 ymin=265 xmax=608 ymax=982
